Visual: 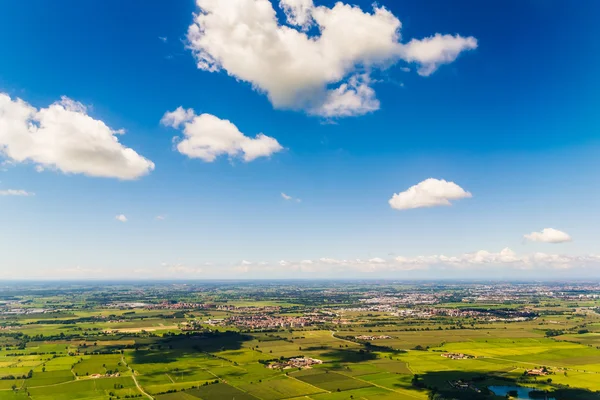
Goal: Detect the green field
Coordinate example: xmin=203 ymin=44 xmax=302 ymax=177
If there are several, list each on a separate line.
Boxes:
xmin=1 ymin=282 xmax=600 ymax=399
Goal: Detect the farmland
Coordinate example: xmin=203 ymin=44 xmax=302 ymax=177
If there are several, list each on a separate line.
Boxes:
xmin=0 ymin=281 xmax=599 ymax=399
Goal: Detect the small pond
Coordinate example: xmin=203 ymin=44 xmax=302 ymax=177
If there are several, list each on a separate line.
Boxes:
xmin=488 ymin=385 xmax=556 ymax=399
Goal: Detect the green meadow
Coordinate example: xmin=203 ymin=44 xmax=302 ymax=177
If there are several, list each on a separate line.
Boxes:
xmin=1 ymin=283 xmax=600 ymax=399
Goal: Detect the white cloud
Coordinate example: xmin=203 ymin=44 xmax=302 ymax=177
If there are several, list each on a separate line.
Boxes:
xmin=390 ymin=248 xmax=600 ymax=271
xmin=0 ymin=93 xmax=155 ymax=180
xmin=389 ymin=178 xmax=472 ymax=210
xmin=311 ymin=74 xmax=379 ymax=117
xmin=186 ymin=0 xmax=477 ymax=117
xmin=393 ymin=248 xmax=521 ymax=269
xmin=162 ymin=108 xmax=283 ymax=162
xmin=115 ymin=214 xmax=128 ymax=223
xmin=155 ymin=215 xmax=166 ymax=220
xmin=281 ymin=192 xmax=301 ymax=202
xmin=263 ymin=249 xmax=600 ymax=274
xmin=280 ymin=0 xmax=314 ymax=30
xmin=525 ymin=228 xmax=572 ymax=244
xmin=399 ymin=34 xmax=478 ymax=76
xmin=158 ymin=36 xmax=168 ymax=43
xmin=0 ymin=189 xmax=34 ymax=196
xmin=160 ymin=106 xmax=195 ymax=128
xmin=81 ymin=250 xmax=600 ymax=279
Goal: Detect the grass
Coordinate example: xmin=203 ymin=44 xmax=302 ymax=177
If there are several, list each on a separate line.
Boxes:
xmin=293 ymin=370 xmax=373 ymax=392
xmin=2 ymin=287 xmax=600 ymax=400
xmin=238 ymin=375 xmax=325 ymax=399
xmin=187 ymin=383 xmax=259 ymax=400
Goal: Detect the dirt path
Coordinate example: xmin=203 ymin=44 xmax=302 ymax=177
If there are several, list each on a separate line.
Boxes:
xmin=330 ymin=330 xmax=358 ymax=346
xmin=121 ymin=353 xmax=153 ymax=399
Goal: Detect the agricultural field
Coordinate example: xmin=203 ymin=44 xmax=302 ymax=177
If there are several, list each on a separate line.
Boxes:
xmin=0 ymin=281 xmax=599 ymax=399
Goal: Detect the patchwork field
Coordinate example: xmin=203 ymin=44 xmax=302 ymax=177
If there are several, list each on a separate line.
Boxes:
xmin=1 ymin=282 xmax=600 ymax=399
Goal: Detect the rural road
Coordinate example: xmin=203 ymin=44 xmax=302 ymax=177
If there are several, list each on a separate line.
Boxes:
xmin=121 ymin=353 xmax=154 ymax=399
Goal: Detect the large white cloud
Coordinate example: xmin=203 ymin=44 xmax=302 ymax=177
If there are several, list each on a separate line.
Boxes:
xmin=162 ymin=107 xmax=283 ymax=162
xmin=186 ymin=0 xmax=477 ymax=117
xmin=280 ymin=0 xmax=314 ymax=29
xmin=0 ymin=94 xmax=155 ymax=180
xmin=524 ymin=228 xmax=572 ymax=244
xmin=389 ymin=178 xmax=472 ymax=210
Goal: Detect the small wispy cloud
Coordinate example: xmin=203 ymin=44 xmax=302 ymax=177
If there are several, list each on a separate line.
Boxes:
xmin=56 ymin=266 xmax=104 ymax=275
xmin=115 ymin=214 xmax=128 ymax=223
xmin=162 ymin=263 xmax=203 ymax=275
xmin=158 ymin=36 xmax=167 ymax=43
xmin=155 ymin=215 xmax=166 ymax=221
xmin=0 ymin=189 xmax=35 ymax=196
xmin=281 ymin=192 xmax=301 ymax=203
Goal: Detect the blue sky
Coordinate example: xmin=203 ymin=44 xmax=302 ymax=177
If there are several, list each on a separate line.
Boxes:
xmin=0 ymin=0 xmax=599 ymax=280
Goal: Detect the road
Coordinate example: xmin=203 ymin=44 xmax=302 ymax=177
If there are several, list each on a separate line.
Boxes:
xmin=121 ymin=353 xmax=154 ymax=399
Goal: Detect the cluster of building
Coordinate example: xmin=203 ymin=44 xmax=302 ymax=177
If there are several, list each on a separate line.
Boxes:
xmin=203 ymin=318 xmax=224 ymax=326
xmin=149 ymin=301 xmax=205 ymax=310
xmin=392 ymin=309 xmax=435 ymax=318
xmin=180 ymin=320 xmax=205 ymax=331
xmin=355 ymin=335 xmax=392 ymax=341
xmin=459 ymin=283 xmax=600 ymax=302
xmin=268 ymin=357 xmax=322 ymax=369
xmin=341 ymin=305 xmax=397 ymax=313
xmin=390 ymin=307 xmax=535 ymax=322
xmin=106 ymin=302 xmax=149 ymax=309
xmin=360 ymin=294 xmax=441 ymax=305
xmin=525 ymin=368 xmax=549 ymax=376
xmin=224 ymin=315 xmax=316 ymax=329
xmin=107 ymin=301 xmax=210 ymax=310
xmin=0 ymin=308 xmax=48 ymax=315
xmin=0 ymin=325 xmax=18 ymax=330
xmin=441 ymin=352 xmax=474 ymax=360
xmin=216 ymin=305 xmax=280 ymax=312
xmin=90 ymin=372 xmax=120 ymax=379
